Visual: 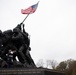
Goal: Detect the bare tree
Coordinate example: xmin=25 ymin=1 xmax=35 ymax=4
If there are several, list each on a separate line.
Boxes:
xmin=36 ymin=59 xmax=44 ymax=68
xmin=46 ymin=59 xmax=58 ymax=69
xmin=46 ymin=60 xmax=51 ymax=68
xmin=51 ymin=60 xmax=58 ymax=69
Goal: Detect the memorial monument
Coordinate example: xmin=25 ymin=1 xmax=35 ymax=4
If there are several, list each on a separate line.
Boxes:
xmin=0 ymin=24 xmax=65 ymax=75
xmin=0 ymin=1 xmax=39 ymax=68
xmin=0 ymin=2 xmax=65 ymax=75
xmin=0 ymin=23 xmax=36 ymax=68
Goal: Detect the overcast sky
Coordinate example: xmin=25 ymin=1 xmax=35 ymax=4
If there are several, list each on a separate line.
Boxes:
xmin=0 ymin=0 xmax=76 ymax=64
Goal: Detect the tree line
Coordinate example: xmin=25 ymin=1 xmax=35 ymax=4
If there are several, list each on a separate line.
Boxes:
xmin=36 ymin=59 xmax=76 ymax=75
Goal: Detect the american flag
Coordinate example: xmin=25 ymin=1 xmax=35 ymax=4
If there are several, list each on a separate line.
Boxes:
xmin=21 ymin=2 xmax=39 ymax=14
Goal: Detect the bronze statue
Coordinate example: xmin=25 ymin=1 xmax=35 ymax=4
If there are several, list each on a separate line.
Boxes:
xmin=0 ymin=23 xmax=36 ymax=68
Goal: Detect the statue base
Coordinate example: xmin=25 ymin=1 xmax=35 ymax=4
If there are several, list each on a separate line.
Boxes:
xmin=0 ymin=68 xmax=65 ymax=75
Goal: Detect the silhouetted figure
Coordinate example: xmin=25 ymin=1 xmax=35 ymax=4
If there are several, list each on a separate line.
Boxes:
xmin=0 ymin=30 xmax=13 ymax=60
xmin=7 ymin=50 xmax=13 ymax=67
xmin=22 ymin=24 xmax=36 ymax=67
xmin=12 ymin=25 xmax=29 ymax=67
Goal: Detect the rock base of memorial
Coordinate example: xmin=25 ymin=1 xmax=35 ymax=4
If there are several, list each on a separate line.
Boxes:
xmin=0 ymin=68 xmax=65 ymax=75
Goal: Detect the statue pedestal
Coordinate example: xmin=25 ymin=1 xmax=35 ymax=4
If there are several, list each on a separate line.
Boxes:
xmin=0 ymin=68 xmax=65 ymax=75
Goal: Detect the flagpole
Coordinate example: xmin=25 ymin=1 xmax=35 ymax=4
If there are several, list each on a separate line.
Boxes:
xmin=21 ymin=13 xmax=30 ymax=24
